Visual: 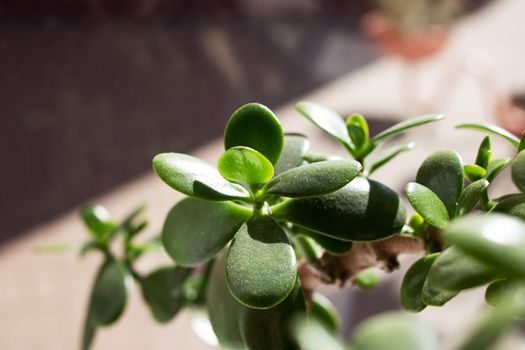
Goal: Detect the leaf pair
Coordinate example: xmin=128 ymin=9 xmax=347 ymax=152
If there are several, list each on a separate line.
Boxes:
xmin=296 ymin=100 xmax=444 ymax=172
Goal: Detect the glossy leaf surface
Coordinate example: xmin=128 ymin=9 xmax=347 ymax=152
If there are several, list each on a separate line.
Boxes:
xmin=162 ymin=198 xmax=251 ymax=266
xmin=512 ymin=150 xmax=525 ymax=192
xmin=227 ymin=216 xmax=297 ymax=309
xmin=153 ymin=153 xmax=249 ymax=200
xmin=346 ymin=114 xmax=368 ymax=150
xmin=371 ymin=114 xmax=444 ymax=144
xmin=81 ymin=205 xmax=116 ymax=241
xmin=405 ymin=182 xmax=449 ymax=229
xmin=366 ymin=142 xmax=415 ymax=176
xmin=218 ymin=146 xmax=274 ymax=189
xmin=444 ymin=214 xmax=525 ymax=277
xmin=456 ymin=123 xmax=520 ymax=148
xmin=416 ymin=150 xmax=464 ymax=217
xmin=464 ymin=164 xmax=486 ymax=182
xmin=264 ymin=159 xmax=361 ymax=198
xmin=141 ymin=266 xmax=192 ymax=323
xmin=456 ymin=179 xmax=490 ymax=217
xmin=224 ymin=103 xmax=284 ymax=164
xmin=273 ymin=177 xmax=406 ymax=241
xmin=475 ymin=136 xmax=491 ymax=169
xmin=274 ymin=133 xmax=309 ymax=175
xmin=401 ymin=253 xmax=439 ymax=312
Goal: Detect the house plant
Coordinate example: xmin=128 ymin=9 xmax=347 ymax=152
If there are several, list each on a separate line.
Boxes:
xmin=45 ymin=102 xmax=525 ymax=349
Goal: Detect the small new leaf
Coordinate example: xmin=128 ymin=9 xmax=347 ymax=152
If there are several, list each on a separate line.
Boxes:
xmin=456 ymin=179 xmax=490 ymax=217
xmin=218 ymin=146 xmax=274 ymax=189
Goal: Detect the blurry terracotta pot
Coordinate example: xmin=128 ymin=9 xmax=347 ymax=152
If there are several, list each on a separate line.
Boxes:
xmin=495 ymin=94 xmax=525 ymax=137
xmin=361 ymin=11 xmax=449 ymax=62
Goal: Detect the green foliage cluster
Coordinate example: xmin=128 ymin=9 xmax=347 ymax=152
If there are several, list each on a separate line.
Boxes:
xmin=45 ymin=101 xmax=525 ymax=350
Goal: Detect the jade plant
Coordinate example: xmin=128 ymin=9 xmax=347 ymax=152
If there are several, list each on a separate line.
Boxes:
xmin=45 ymin=101 xmax=525 ymax=349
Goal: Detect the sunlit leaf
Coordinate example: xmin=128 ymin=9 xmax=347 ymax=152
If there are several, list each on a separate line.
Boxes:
xmin=404 ymin=182 xmax=449 ymax=229
xmin=456 ymin=179 xmax=490 ymax=216
xmin=346 ymin=114 xmax=368 ymax=151
xmin=81 ymin=205 xmax=117 ymax=241
xmin=371 ymin=114 xmax=445 ymax=144
xmin=463 ymin=164 xmax=486 ymax=182
xmin=456 ymin=123 xmax=520 ymax=148
xmin=218 ymin=146 xmax=274 ymax=189
xmin=475 ymin=136 xmax=492 ymax=169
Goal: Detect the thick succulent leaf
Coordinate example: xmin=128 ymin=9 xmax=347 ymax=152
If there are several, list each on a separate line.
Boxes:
xmin=426 ymin=246 xmax=496 ymax=291
xmin=225 ymin=103 xmax=284 ymax=165
xmin=355 ymin=267 xmax=379 ymax=289
xmin=371 ymin=114 xmax=445 ymax=144
xmin=292 ymin=315 xmax=346 ymax=350
xmin=519 ymin=131 xmax=525 ymax=152
xmin=492 ymin=193 xmax=525 ymax=220
xmin=416 ymin=150 xmax=464 ymax=217
xmin=218 ymin=146 xmax=274 ymax=189
xmin=512 ymin=150 xmax=525 ymax=192
xmin=456 ymin=179 xmax=490 ymax=216
xmin=274 ymin=133 xmax=310 ymax=175
xmin=141 ymin=266 xmax=192 ymax=323
xmin=475 ymin=136 xmax=492 ymax=169
xmin=263 ymin=160 xmax=361 ymax=198
xmin=294 ymin=226 xmax=353 ymax=255
xmin=405 ymin=182 xmax=449 ymax=229
xmin=272 ymin=177 xmax=406 ymax=241
xmin=352 ymin=312 xmax=440 ymax=350
xmin=162 ymin=198 xmax=251 ymax=266
xmin=303 ymin=152 xmax=342 ymax=163
xmin=310 ymin=293 xmax=340 ymax=333
xmin=239 ymin=280 xmax=305 ymax=350
xmin=456 ymin=123 xmax=520 ymax=148
xmin=463 ymin=164 xmax=486 ymax=182
xmin=346 ymin=114 xmax=369 ymax=150
xmin=400 ymin=253 xmax=439 ymax=312
xmin=89 ymin=260 xmax=130 ymax=326
xmin=293 ymin=235 xmax=323 ymax=262
xmin=153 ymin=153 xmax=249 ymax=200
xmin=295 ymin=101 xmax=352 ymax=148
xmin=486 ymin=157 xmax=512 ymax=182
xmin=485 ymin=280 xmax=525 ymax=319
xmin=421 ymin=279 xmax=458 ymax=306
xmin=444 ymin=214 xmax=525 ymax=277
xmin=365 ymin=142 xmax=415 ymax=176
xmin=81 ymin=205 xmax=116 ymax=241
xmin=206 ymin=252 xmax=246 ymax=349
xmin=226 ymin=216 xmax=297 ymax=309
xmin=82 ymin=317 xmax=96 ymax=350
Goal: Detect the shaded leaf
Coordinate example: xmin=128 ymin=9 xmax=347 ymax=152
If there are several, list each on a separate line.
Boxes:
xmin=227 ymin=216 xmax=297 ymax=309
xmin=274 ymin=133 xmax=310 ymax=175
xmin=272 ymin=177 xmax=406 ymax=241
xmin=456 ymin=123 xmax=520 ymax=148
xmin=400 ymin=253 xmax=439 ymax=312
xmin=162 ymin=198 xmax=251 ymax=266
xmin=292 ymin=315 xmax=346 ymax=350
xmin=492 ymin=193 xmax=525 ymax=221
xmin=371 ymin=114 xmax=444 ymax=144
xmin=416 ymin=150 xmax=464 ymax=217
xmin=405 ymin=182 xmax=449 ymax=229
xmin=293 ymin=226 xmax=353 ymax=256
xmin=365 ymin=142 xmax=415 ymax=176
xmin=485 ymin=279 xmax=525 ymax=319
xmin=225 ymin=103 xmax=284 ymax=164
xmin=421 ymin=279 xmax=458 ymax=306
xmin=456 ymin=179 xmax=490 ymax=216
xmin=264 ymin=160 xmax=361 ymax=198
xmin=218 ymin=146 xmax=274 ymax=189
xmin=310 ymin=293 xmax=340 ymax=333
xmin=512 ymin=150 xmax=525 ymax=192
xmin=153 ymin=153 xmax=249 ymax=200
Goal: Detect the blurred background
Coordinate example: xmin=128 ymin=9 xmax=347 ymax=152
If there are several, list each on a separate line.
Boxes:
xmin=2 ymin=0 xmax=525 ymax=349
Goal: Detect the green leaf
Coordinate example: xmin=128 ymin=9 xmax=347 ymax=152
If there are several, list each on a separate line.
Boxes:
xmin=224 ymin=103 xmax=284 ymax=165
xmin=426 ymin=246 xmax=496 ymax=291
xmin=421 ymin=279 xmax=458 ymax=306
xmin=365 ymin=142 xmax=415 ymax=176
xmin=303 ymin=152 xmax=342 ymax=163
xmin=492 ymin=193 xmax=525 ymax=221
xmin=355 ymin=267 xmax=379 ymax=289
xmin=456 ymin=179 xmax=490 ymax=217
xmin=227 ymin=216 xmax=297 ymax=309
xmin=295 ymin=101 xmax=352 ymax=149
xmin=274 ymin=133 xmax=310 ymax=175
xmin=444 ymin=214 xmax=525 ymax=277
xmin=400 ymin=253 xmax=439 ymax=312
xmin=81 ymin=205 xmax=116 ymax=241
xmin=263 ymin=160 xmax=361 ymax=198
xmin=512 ymin=150 xmax=525 ymax=192
xmin=81 ymin=315 xmax=97 ymax=350
xmin=272 ymin=177 xmax=406 ymax=241
xmin=293 ymin=226 xmax=353 ymax=255
xmin=292 ymin=315 xmax=346 ymax=350
xmin=293 ymin=235 xmax=323 ymax=262
xmin=416 ymin=150 xmax=464 ymax=217
xmin=162 ymin=198 xmax=251 ymax=266
xmin=404 ymin=182 xmax=449 ymax=229
xmin=475 ymin=136 xmax=492 ymax=169
xmin=485 ymin=280 xmax=525 ymax=319
xmin=463 ymin=164 xmax=486 ymax=182
xmin=457 ymin=308 xmax=516 ymax=350
xmin=346 ymin=114 xmax=368 ymax=150
xmin=456 ymin=123 xmax=520 ymax=148
xmin=310 ymin=293 xmax=340 ymax=333
xmin=141 ymin=266 xmax=192 ymax=323
xmin=206 ymin=252 xmax=246 ymax=349
xmin=519 ymin=131 xmax=525 ymax=152
xmin=486 ymin=157 xmax=512 ymax=182
xmin=35 ymin=242 xmax=84 ymax=254
xmin=89 ymin=260 xmax=130 ymax=326
xmin=239 ymin=280 xmax=305 ymax=350
xmin=153 ymin=153 xmax=249 ymax=200
xmin=352 ymin=312 xmax=440 ymax=350
xmin=371 ymin=114 xmax=445 ymax=144
xmin=218 ymin=146 xmax=274 ymax=189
